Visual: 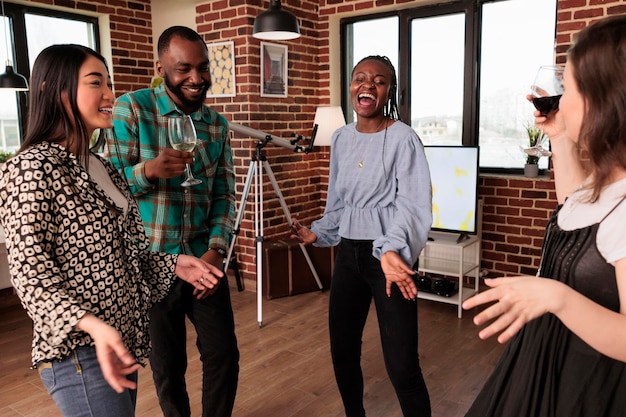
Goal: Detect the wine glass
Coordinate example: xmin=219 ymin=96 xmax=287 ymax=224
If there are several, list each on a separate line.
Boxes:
xmin=168 ymin=115 xmax=202 ymax=187
xmin=521 ymin=141 xmax=552 ymax=158
xmin=530 ymin=65 xmax=565 ymax=116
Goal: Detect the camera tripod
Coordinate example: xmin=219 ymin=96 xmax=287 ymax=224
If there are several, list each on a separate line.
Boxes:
xmin=224 ymin=137 xmax=323 ymax=327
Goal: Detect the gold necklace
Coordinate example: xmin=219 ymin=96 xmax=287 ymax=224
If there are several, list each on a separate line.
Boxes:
xmin=356 ymin=132 xmax=375 ymax=168
xmin=354 ymin=119 xmax=389 ymax=168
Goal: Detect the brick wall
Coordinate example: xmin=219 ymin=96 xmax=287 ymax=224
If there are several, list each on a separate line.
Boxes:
xmin=480 ymin=0 xmax=625 ymax=277
xmin=555 ymin=0 xmax=626 ymax=64
xmin=25 ymin=0 xmax=156 ymax=93
xmin=197 ymin=1 xmax=328 ymax=281
xmin=479 ymin=175 xmax=557 ymax=277
xmin=19 ymin=0 xmax=626 ymax=283
xmin=307 ymin=0 xmax=625 ymax=280
xmin=211 ymin=0 xmax=626 ymax=282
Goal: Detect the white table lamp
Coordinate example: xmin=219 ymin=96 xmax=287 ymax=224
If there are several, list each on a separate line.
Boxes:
xmin=313 ymin=106 xmax=345 ymax=147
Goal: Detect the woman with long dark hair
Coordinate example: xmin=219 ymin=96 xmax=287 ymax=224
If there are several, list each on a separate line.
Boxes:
xmin=0 ymin=44 xmax=222 ymax=417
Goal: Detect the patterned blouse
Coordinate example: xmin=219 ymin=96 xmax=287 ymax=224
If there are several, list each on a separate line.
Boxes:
xmin=0 ymin=142 xmax=178 ymax=367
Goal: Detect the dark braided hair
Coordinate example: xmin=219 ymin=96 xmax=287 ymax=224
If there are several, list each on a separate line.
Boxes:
xmin=353 ymin=55 xmax=400 ymax=121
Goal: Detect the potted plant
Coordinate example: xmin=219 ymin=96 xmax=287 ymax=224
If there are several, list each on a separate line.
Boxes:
xmin=523 ymin=123 xmax=548 ymax=177
xmin=0 ymin=150 xmax=14 ymax=166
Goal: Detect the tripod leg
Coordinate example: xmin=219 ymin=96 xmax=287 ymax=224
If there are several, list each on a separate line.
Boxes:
xmin=224 ymin=160 xmax=255 ymax=275
xmin=262 ymin=160 xmax=324 ymax=291
xmin=225 ymin=158 xmax=265 ymax=326
xmin=255 ymin=159 xmax=263 ymax=327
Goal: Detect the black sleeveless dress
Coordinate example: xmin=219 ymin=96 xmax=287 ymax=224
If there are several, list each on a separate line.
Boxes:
xmin=465 ymin=204 xmax=626 ymax=417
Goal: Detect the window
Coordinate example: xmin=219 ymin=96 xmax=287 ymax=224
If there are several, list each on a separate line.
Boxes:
xmin=0 ymin=15 xmax=21 ymax=153
xmin=411 ymin=13 xmax=465 ymax=146
xmin=342 ymin=0 xmax=557 ymax=172
xmin=478 ymin=0 xmax=556 ymax=170
xmin=342 ymin=15 xmax=398 ymax=123
xmin=1 ymin=3 xmax=98 ymax=153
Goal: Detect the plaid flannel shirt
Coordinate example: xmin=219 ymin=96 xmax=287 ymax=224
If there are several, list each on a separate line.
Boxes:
xmin=107 ymin=84 xmax=235 ymax=257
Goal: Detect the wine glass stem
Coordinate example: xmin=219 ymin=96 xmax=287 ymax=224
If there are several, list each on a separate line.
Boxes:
xmin=185 ymin=164 xmax=195 ymax=180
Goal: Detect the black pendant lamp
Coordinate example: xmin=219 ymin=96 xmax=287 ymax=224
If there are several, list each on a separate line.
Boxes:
xmin=0 ymin=61 xmax=28 ymax=90
xmin=0 ymin=0 xmax=28 ymax=91
xmin=253 ymin=0 xmax=301 ymax=41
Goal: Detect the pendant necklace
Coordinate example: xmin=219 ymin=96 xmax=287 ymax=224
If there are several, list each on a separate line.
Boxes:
xmin=355 ymin=118 xmax=388 ymax=168
xmin=357 ymin=140 xmax=370 ymax=168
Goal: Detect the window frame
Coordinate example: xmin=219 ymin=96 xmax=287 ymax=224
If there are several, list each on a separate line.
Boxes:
xmin=340 ymin=0 xmax=558 ymax=174
xmin=4 ymin=2 xmax=100 ymax=142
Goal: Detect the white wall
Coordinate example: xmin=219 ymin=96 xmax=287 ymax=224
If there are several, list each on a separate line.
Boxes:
xmin=150 ymin=0 xmax=198 ymax=63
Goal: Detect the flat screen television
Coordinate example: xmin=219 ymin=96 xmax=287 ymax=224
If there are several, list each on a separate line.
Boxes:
xmin=423 ymin=145 xmax=480 ymax=237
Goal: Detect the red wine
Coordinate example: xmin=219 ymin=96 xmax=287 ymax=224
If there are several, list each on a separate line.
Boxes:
xmin=532 ymin=95 xmax=562 ymax=115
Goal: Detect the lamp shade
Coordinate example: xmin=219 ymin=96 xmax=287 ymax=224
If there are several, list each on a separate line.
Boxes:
xmin=313 ymin=106 xmax=346 ymax=147
xmin=0 ymin=63 xmax=28 ymax=91
xmin=253 ymin=0 xmax=301 ymax=41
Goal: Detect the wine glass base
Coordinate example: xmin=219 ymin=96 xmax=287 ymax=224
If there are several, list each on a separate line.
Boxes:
xmin=522 ymin=146 xmax=552 ymax=157
xmin=181 ymin=178 xmax=203 ymax=187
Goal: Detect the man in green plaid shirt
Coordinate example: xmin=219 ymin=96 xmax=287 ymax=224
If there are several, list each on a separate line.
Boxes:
xmin=106 ymin=26 xmax=239 ymax=417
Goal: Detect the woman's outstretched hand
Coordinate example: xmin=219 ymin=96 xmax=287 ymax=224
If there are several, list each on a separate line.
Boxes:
xmin=290 ymin=217 xmax=317 ymax=244
xmin=77 ymin=314 xmax=141 ymax=393
xmin=380 ymin=251 xmax=418 ymax=300
xmin=462 ymin=276 xmax=563 ymax=344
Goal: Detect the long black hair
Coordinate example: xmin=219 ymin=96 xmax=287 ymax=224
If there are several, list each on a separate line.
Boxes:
xmin=353 ymin=55 xmax=401 ymax=121
xmin=21 ymin=44 xmax=109 ymax=166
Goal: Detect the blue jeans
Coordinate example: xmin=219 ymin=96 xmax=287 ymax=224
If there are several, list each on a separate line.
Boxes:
xmin=329 ymin=239 xmax=431 ymax=417
xmin=149 ymin=277 xmax=239 ymax=417
xmin=38 ymin=346 xmax=138 ymax=417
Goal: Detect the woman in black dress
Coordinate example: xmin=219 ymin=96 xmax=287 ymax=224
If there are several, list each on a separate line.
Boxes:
xmin=463 ymin=15 xmax=626 ymax=417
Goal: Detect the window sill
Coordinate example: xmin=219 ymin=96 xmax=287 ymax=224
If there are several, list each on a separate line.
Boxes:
xmin=480 ymin=171 xmax=553 ymax=181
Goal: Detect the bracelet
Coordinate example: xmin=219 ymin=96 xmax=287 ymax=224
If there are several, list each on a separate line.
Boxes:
xmin=209 ymin=247 xmax=227 ymax=257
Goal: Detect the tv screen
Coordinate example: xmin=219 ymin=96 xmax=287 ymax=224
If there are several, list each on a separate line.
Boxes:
xmin=423 ymin=146 xmax=479 ymax=235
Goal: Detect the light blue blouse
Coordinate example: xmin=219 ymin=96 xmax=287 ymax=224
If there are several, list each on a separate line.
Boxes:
xmin=311 ymin=121 xmax=432 ymax=265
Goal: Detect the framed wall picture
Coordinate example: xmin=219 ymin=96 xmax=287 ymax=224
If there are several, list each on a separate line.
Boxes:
xmin=260 ymin=42 xmax=288 ymax=98
xmin=206 ymin=41 xmax=236 ymax=97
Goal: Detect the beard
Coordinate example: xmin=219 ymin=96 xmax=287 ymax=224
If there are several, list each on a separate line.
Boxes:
xmin=162 ymin=73 xmax=209 ymax=111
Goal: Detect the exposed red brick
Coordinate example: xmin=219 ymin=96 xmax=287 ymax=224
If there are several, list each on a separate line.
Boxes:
xmin=574 ymin=8 xmax=606 ymax=19
xmin=30 ymin=0 xmax=610 ymax=281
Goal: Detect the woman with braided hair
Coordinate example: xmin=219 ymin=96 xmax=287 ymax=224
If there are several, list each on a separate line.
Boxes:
xmin=292 ymin=55 xmax=432 ymax=417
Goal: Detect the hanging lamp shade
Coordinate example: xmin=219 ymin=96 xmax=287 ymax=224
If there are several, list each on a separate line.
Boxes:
xmin=0 ymin=61 xmax=28 ymax=90
xmin=1 ymin=0 xmax=28 ymax=91
xmin=253 ymin=0 xmax=301 ymax=41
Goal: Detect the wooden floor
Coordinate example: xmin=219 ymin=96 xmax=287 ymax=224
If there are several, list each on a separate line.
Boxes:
xmin=0 ymin=283 xmax=504 ymax=417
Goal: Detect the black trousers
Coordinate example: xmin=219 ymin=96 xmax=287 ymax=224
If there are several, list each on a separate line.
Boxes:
xmin=329 ymin=239 xmax=431 ymax=417
xmin=149 ymin=277 xmax=239 ymax=417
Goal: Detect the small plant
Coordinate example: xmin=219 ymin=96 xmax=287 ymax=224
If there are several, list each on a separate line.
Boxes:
xmin=524 ymin=123 xmax=548 ymax=165
xmin=151 ymin=76 xmax=163 ymax=88
xmin=0 ymin=150 xmax=14 ymax=164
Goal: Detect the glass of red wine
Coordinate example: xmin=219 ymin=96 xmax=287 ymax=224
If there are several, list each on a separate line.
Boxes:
xmin=530 ymin=65 xmax=565 ymax=116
